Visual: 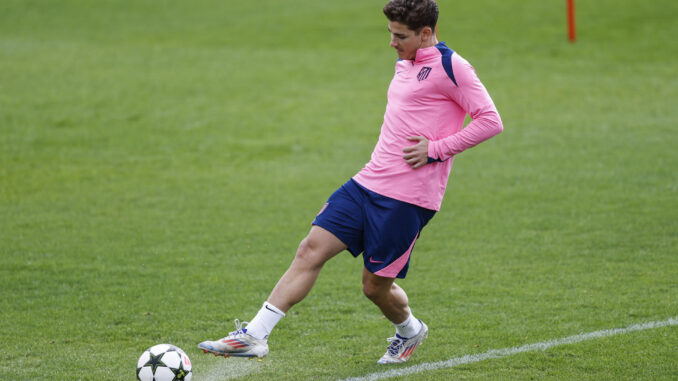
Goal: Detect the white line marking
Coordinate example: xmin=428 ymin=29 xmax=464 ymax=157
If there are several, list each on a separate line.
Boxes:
xmin=340 ymin=316 xmax=678 ymax=381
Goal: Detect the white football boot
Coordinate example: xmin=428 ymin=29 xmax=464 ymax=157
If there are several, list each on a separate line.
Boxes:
xmin=377 ymin=320 xmax=428 ymax=364
xmin=198 ymin=319 xmax=269 ymax=359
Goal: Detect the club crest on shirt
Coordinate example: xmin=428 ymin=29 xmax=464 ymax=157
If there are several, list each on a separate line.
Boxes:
xmin=417 ymin=66 xmax=432 ymax=81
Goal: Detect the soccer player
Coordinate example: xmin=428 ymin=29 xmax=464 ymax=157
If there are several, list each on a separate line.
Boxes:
xmin=199 ymin=0 xmax=503 ymax=364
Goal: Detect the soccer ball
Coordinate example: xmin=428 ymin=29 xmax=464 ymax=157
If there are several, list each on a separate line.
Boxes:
xmin=136 ymin=344 xmax=192 ymax=381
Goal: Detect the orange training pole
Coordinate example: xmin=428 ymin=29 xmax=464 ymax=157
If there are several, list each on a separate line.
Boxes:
xmin=567 ymin=0 xmax=576 ymax=42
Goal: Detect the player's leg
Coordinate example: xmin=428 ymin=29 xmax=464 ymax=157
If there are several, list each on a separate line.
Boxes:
xmin=199 ymin=179 xmax=361 ymax=358
xmin=359 ymin=185 xmax=435 ymax=363
xmin=198 ymin=225 xmax=346 ymax=358
xmin=267 ymin=225 xmax=347 ymax=312
xmin=361 ymin=268 xmax=410 ymax=324
xmin=363 ymin=269 xmax=428 ymax=364
xmin=362 ymin=270 xmax=423 ymax=339
xmin=242 ymin=225 xmax=346 ymax=341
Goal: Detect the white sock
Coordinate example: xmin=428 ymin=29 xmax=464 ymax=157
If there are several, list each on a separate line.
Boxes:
xmin=245 ymin=301 xmax=285 ymax=340
xmin=394 ymin=313 xmax=422 ymax=338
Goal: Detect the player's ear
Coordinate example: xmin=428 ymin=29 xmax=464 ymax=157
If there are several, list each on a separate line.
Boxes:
xmin=421 ymin=26 xmax=433 ymax=41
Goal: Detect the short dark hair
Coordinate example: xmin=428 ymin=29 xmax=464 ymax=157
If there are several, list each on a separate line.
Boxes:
xmin=383 ymin=0 xmax=438 ymax=32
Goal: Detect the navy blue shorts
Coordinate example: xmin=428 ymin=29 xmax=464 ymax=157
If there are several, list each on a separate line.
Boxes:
xmin=312 ymin=179 xmax=436 ymax=279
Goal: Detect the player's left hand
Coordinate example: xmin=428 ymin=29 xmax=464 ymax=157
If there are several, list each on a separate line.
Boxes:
xmin=403 ymin=136 xmax=430 ymax=169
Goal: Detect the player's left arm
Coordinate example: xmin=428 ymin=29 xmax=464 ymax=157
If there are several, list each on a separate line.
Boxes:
xmin=427 ymin=55 xmax=503 ymax=162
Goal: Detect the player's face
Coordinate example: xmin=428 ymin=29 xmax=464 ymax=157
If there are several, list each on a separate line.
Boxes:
xmin=388 ymin=21 xmax=423 ymax=60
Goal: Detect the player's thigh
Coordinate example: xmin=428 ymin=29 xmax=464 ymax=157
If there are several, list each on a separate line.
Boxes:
xmin=297 ymin=225 xmax=348 ymax=266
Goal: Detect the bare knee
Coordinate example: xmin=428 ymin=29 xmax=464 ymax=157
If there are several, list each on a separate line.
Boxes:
xmin=362 ymin=283 xmax=381 ymax=302
xmin=293 ymin=236 xmax=327 ymax=270
xmin=362 ymin=277 xmax=392 ymax=302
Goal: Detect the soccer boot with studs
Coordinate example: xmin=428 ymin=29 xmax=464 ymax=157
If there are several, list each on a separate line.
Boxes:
xmin=198 ymin=319 xmax=269 ymax=360
xmin=377 ymin=320 xmax=428 ymax=364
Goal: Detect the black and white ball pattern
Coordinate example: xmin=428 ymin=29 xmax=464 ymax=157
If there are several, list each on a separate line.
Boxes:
xmin=137 ymin=344 xmax=192 ymax=381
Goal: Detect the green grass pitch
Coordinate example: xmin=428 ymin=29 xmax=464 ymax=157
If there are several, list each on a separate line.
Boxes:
xmin=1 ymin=0 xmax=677 ymax=379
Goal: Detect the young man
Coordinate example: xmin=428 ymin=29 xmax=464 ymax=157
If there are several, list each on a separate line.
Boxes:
xmin=199 ymin=0 xmax=503 ymax=364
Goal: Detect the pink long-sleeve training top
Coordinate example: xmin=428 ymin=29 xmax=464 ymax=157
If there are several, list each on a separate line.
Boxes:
xmin=353 ymin=42 xmax=503 ymax=211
